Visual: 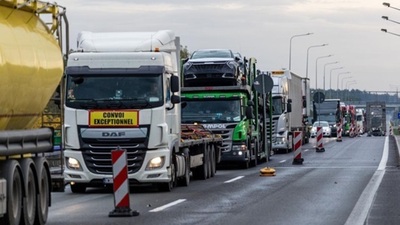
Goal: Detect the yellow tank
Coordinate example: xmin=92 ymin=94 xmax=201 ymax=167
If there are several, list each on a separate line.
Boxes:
xmin=0 ymin=1 xmax=64 ymax=130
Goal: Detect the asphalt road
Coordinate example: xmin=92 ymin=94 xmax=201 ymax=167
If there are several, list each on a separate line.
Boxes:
xmin=47 ymin=134 xmax=399 ymax=225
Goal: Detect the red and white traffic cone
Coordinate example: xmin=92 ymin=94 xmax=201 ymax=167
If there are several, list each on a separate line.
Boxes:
xmin=109 ymin=148 xmax=139 ymax=217
xmin=316 ymin=126 xmax=325 ymax=152
xmin=336 ymin=122 xmax=342 ymax=142
xmin=292 ymin=131 xmax=304 ymax=164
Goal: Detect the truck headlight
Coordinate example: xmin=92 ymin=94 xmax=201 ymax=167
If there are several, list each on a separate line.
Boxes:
xmin=146 ymin=156 xmax=165 ymax=170
xmin=66 ymin=157 xmax=82 ymax=171
xmin=275 ymin=137 xmax=285 ymax=143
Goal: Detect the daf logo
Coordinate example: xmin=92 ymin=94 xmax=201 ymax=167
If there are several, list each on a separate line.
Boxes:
xmin=102 ymin=132 xmax=126 ymax=137
xmin=203 ymin=124 xmax=227 ymax=129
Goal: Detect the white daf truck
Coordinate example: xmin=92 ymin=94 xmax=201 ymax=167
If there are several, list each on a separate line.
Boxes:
xmin=63 ymin=30 xmax=222 ymax=193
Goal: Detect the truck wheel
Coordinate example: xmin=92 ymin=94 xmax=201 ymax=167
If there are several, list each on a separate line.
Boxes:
xmin=19 ymin=158 xmax=37 ymax=225
xmin=70 ymin=183 xmax=86 ymax=193
xmin=210 ymin=145 xmax=216 ymax=177
xmin=33 ymin=157 xmax=50 ymax=225
xmin=195 ymin=145 xmax=209 ymax=180
xmin=242 ymin=160 xmax=250 ymax=169
xmin=158 ymin=158 xmax=177 ymax=192
xmin=0 ymin=160 xmax=23 ymax=225
xmin=206 ymin=145 xmax=212 ymax=179
xmin=250 ymin=139 xmax=258 ymax=167
xmin=177 ymin=156 xmax=190 ymax=187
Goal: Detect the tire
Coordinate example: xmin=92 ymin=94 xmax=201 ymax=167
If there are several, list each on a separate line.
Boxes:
xmin=158 ymin=157 xmax=176 ymax=192
xmin=177 ymin=155 xmax=190 ymax=187
xmin=70 ymin=183 xmax=87 ymax=193
xmin=251 ymin=139 xmax=258 ymax=167
xmin=19 ymin=158 xmax=37 ymax=225
xmin=0 ymin=160 xmax=23 ymax=225
xmin=242 ymin=160 xmax=250 ymax=169
xmin=210 ymin=145 xmax=216 ymax=177
xmin=206 ymin=145 xmax=212 ymax=179
xmin=195 ymin=144 xmax=208 ymax=180
xmin=33 ymin=157 xmax=50 ymax=225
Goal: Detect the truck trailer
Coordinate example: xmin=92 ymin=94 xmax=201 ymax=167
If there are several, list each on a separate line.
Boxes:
xmin=313 ymin=99 xmax=341 ymax=137
xmin=63 ymin=30 xmax=222 ymax=193
xmin=0 ymin=1 xmax=68 ymax=224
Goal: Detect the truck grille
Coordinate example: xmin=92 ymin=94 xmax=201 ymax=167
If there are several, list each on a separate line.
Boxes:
xmin=208 ymin=128 xmax=234 ymax=152
xmin=266 ymin=116 xmax=278 ymax=137
xmin=82 ymin=148 xmax=145 ymax=175
xmin=191 ymin=64 xmax=227 ymax=71
xmin=78 ymin=126 xmax=149 ymax=175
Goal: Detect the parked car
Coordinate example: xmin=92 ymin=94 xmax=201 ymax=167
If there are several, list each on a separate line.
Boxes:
xmin=310 ymin=121 xmax=332 ymax=138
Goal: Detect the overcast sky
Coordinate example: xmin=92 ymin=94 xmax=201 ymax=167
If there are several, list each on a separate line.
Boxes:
xmin=56 ymin=0 xmax=400 ymax=93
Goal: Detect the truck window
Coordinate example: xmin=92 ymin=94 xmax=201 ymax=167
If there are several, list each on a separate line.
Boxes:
xmin=66 ymin=74 xmax=163 ymax=108
xmin=182 ymin=99 xmax=242 ymax=123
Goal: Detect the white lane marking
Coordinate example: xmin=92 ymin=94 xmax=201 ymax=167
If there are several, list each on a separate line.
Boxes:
xmin=304 ymin=149 xmax=310 ymax=152
xmin=279 ymin=160 xmax=286 ymax=163
xmin=149 ymin=199 xmax=186 ymax=212
xmin=224 ymin=176 xmax=244 ymax=183
xmin=344 ymin=136 xmax=389 ymax=225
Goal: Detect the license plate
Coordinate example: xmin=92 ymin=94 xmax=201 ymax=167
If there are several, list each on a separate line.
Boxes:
xmin=103 ymin=178 xmax=113 ymax=184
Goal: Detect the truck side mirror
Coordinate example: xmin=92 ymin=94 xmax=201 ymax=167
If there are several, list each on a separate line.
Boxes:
xmin=171 ymin=75 xmax=179 ymax=92
xmin=287 ymin=99 xmax=292 ymax=113
xmin=246 ymin=106 xmax=254 ymax=119
xmin=54 ymin=85 xmax=61 ymax=108
xmin=171 ymin=95 xmax=180 ymax=104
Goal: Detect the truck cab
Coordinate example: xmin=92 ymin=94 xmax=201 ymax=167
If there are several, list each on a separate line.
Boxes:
xmin=63 ymin=30 xmax=182 ymax=192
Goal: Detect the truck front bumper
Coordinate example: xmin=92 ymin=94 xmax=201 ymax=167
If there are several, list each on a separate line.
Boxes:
xmin=221 ymin=150 xmax=249 ymax=162
xmin=64 ymin=149 xmax=172 ymax=186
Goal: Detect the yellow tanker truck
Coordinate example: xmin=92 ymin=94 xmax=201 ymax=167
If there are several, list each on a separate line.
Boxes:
xmin=0 ymin=1 xmax=68 ymax=224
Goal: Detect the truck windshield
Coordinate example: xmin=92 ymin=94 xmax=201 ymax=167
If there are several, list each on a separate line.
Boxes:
xmin=65 ymin=74 xmax=163 ymax=109
xmin=182 ymin=99 xmax=242 ymax=123
xmin=318 ymin=115 xmax=336 ymax=123
xmin=271 ymin=97 xmax=283 ymax=115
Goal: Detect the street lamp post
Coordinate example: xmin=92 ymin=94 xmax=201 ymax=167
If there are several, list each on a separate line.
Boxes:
xmin=323 ymin=62 xmax=339 ymax=90
xmin=382 ymin=16 xmax=400 ymax=25
xmin=341 ymin=76 xmax=353 ymax=90
xmin=345 ymin=80 xmax=357 ymax=101
xmin=289 ymin=32 xmax=313 ymax=70
xmin=381 ymin=28 xmax=400 ymax=37
xmin=336 ymin=72 xmax=350 ymax=98
xmin=329 ymin=67 xmax=344 ymax=98
xmin=346 ymin=80 xmax=357 ymax=90
xmin=315 ymin=55 xmax=333 ymax=90
xmin=383 ymin=2 xmax=400 ymax=11
xmin=306 ymin=44 xmax=328 ymax=79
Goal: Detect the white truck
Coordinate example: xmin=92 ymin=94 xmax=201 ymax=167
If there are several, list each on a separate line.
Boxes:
xmin=356 ymin=108 xmax=366 ymax=135
xmin=0 ymin=0 xmax=68 ymax=224
xmin=266 ymin=70 xmax=308 ymax=153
xmin=63 ymin=30 xmax=222 ymax=193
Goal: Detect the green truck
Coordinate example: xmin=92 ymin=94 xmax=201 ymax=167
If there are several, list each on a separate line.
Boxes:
xmin=181 ymin=54 xmax=267 ymax=168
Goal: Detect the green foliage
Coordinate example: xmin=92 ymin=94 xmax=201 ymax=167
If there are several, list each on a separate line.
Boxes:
xmin=180 ymin=45 xmax=190 ymax=59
